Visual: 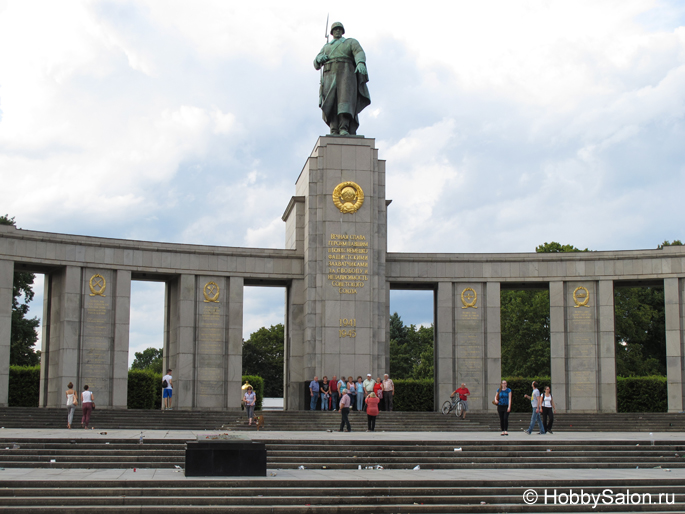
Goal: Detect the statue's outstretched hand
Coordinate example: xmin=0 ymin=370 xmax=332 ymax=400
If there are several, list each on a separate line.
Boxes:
xmin=356 ymin=62 xmax=367 ymax=75
xmin=317 ymin=54 xmax=329 ymax=65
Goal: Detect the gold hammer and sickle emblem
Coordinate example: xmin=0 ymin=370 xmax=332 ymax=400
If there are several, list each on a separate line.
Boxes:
xmin=332 ymin=181 xmax=365 ymax=214
xmin=461 ymin=287 xmax=478 ymax=309
xmin=89 ymin=274 xmax=106 ymax=297
xmin=573 ymin=286 xmax=590 ymax=308
xmin=203 ymin=281 xmax=220 ymax=303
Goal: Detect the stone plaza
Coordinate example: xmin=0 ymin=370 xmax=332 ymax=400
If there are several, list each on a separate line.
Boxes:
xmin=1 ymin=136 xmax=685 ymax=413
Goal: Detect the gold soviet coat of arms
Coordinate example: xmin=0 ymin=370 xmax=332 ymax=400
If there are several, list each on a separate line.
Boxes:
xmin=332 ymin=181 xmax=364 ymax=214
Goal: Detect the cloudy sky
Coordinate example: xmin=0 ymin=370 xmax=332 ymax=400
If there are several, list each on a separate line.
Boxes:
xmin=2 ymin=1 xmax=684 ymax=367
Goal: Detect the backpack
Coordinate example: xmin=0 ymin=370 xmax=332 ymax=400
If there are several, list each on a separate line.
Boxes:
xmin=162 ymin=379 xmax=168 ymax=388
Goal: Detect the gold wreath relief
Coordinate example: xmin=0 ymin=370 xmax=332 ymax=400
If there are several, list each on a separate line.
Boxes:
xmin=573 ymin=286 xmax=590 ymax=308
xmin=332 ymin=181 xmax=364 ymax=214
xmin=203 ymin=281 xmax=220 ymax=303
xmin=89 ymin=274 xmax=106 ymax=297
xmin=461 ymin=287 xmax=478 ymax=309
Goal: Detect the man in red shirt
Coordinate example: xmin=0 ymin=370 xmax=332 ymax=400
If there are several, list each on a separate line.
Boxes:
xmin=450 ymin=382 xmax=470 ymax=419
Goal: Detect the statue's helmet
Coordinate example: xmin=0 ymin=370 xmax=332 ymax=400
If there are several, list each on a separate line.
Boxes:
xmin=330 ymin=22 xmax=345 ymax=35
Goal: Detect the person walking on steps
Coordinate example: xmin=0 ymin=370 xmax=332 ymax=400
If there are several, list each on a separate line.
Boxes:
xmin=81 ymin=385 xmax=95 ymax=430
xmin=541 ymin=385 xmax=557 ymax=434
xmin=65 ymin=382 xmax=78 ymax=429
xmin=339 ymin=388 xmax=352 ymax=432
xmin=494 ymin=380 xmax=512 ymax=436
xmin=524 ymin=381 xmax=545 ymax=435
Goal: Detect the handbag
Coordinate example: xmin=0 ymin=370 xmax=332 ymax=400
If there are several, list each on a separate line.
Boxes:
xmin=378 ymin=390 xmax=383 ymax=399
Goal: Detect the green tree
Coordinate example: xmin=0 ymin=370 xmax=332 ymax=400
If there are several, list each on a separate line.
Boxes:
xmin=500 ymin=289 xmax=550 ymax=376
xmin=130 ymin=347 xmax=163 ymax=374
xmin=535 ymin=241 xmax=589 ymax=253
xmin=657 ymin=239 xmax=683 ymax=249
xmin=389 ymin=313 xmax=434 ymax=379
xmin=1 ymin=215 xmax=40 ymax=366
xmin=242 ymin=323 xmax=284 ymax=397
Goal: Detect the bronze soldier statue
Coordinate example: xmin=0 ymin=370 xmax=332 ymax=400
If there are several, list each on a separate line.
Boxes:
xmin=314 ymin=22 xmax=371 ymax=135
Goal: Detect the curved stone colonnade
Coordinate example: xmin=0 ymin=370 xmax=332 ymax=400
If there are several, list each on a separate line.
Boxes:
xmin=0 ymin=137 xmax=683 ymax=412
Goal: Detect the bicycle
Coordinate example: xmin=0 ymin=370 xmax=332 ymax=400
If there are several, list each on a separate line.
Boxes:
xmin=441 ymin=396 xmax=466 ymax=418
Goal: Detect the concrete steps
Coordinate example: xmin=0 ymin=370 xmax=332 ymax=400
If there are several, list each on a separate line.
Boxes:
xmin=2 ymin=407 xmax=684 ymax=432
xmin=2 ymin=437 xmax=685 ymax=470
xmin=1 ymin=479 xmax=684 ymax=512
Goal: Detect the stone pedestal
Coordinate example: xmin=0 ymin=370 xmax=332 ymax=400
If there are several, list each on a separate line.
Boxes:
xmin=283 ymin=136 xmax=388 ymax=409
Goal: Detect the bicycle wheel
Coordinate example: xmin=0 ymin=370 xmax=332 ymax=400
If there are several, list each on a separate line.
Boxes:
xmin=455 ymin=401 xmax=463 ymax=418
xmin=441 ymin=400 xmax=452 ymax=415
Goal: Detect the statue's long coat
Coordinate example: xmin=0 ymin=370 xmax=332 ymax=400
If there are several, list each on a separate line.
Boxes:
xmin=314 ymin=37 xmax=371 ymax=134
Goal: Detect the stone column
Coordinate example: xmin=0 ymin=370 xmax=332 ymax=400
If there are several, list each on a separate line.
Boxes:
xmin=665 ymin=277 xmax=683 ymax=412
xmin=194 ymin=276 xmax=228 ymax=410
xmin=112 ymin=271 xmax=131 ymax=408
xmin=434 ymin=282 xmax=454 ymax=409
xmin=41 ymin=266 xmax=82 ymax=407
xmin=453 ymin=282 xmax=498 ymax=411
xmin=164 ymin=274 xmax=196 ymax=409
xmin=597 ymin=280 xmax=616 ymax=412
xmin=485 ymin=282 xmax=502 ymax=412
xmin=227 ymin=276 xmax=243 ymax=409
xmin=284 ymin=278 xmax=305 ymax=410
xmin=565 ymin=281 xmax=600 ymax=412
xmin=549 ymin=281 xmax=567 ymax=412
xmin=286 ymin=136 xmax=388 ymax=409
xmin=0 ymin=259 xmax=13 ymax=407
xmin=78 ymin=268 xmax=130 ymax=408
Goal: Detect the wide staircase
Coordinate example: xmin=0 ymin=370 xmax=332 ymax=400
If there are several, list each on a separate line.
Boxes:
xmin=1 ymin=477 xmax=684 ymax=512
xmin=1 ymin=437 xmax=685 ymax=470
xmin=1 ymin=407 xmax=684 ymax=432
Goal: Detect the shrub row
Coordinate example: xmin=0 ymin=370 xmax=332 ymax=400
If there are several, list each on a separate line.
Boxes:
xmin=616 ymin=376 xmax=667 ymax=413
xmin=393 ymin=378 xmax=433 ymax=411
xmin=4 ymin=368 xmax=668 ymax=413
xmin=8 ymin=366 xmax=40 ymax=407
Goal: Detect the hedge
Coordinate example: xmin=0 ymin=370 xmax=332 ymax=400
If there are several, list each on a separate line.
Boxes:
xmin=127 ymin=370 xmax=161 ymax=409
xmin=617 ymin=376 xmax=667 ymax=413
xmin=8 ymin=366 xmax=40 ymax=407
xmin=242 ymin=375 xmax=264 ymax=411
xmin=393 ymin=378 xmax=433 ymax=411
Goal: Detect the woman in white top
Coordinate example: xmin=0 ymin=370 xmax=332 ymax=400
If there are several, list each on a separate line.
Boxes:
xmin=243 ymin=386 xmax=256 ymax=426
xmin=81 ymin=385 xmax=95 ymax=429
xmin=541 ymin=386 xmax=557 ymax=434
xmin=65 ymin=382 xmax=78 ymax=429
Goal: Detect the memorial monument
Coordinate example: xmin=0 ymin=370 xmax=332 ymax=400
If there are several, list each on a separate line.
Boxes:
xmin=0 ymin=22 xmax=684 ymax=413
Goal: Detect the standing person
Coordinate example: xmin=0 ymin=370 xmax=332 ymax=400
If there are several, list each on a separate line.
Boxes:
xmin=524 ymin=381 xmax=545 ymax=435
xmin=162 ymin=369 xmax=173 ymax=410
xmin=339 ymin=389 xmax=352 ymax=432
xmin=81 ymin=385 xmax=94 ymax=430
xmin=244 ymin=385 xmax=256 ymax=426
xmin=373 ymin=377 xmax=383 ymax=410
xmin=363 ymin=374 xmax=375 ymax=399
xmin=65 ymin=382 xmax=78 ymax=429
xmin=355 ymin=376 xmax=364 ymax=411
xmin=494 ymin=380 xmax=512 ymax=436
xmin=347 ymin=377 xmax=357 ymax=411
xmin=309 ymin=376 xmax=320 ymax=411
xmin=330 ymin=375 xmax=339 ymax=411
xmin=541 ymin=386 xmax=557 ymax=434
xmin=365 ymin=392 xmax=380 ymax=431
xmin=382 ymin=374 xmax=395 ymax=412
xmin=451 ymin=383 xmax=470 ymax=419
xmin=320 ymin=377 xmax=330 ymax=411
